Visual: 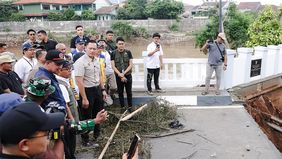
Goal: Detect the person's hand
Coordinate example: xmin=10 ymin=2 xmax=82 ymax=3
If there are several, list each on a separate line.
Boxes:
xmin=102 ymin=90 xmax=107 ymax=100
xmin=82 ymin=98 xmax=89 ymax=109
xmin=154 ymin=47 xmax=160 ymax=52
xmin=119 ymin=72 xmax=125 ymax=78
xmin=122 ymin=147 xmax=138 ymax=159
xmin=160 ymin=63 xmax=163 ymax=70
xmin=121 ymin=77 xmax=127 ymax=83
xmin=94 ymin=109 xmax=108 ymax=124
xmin=223 ymin=64 xmax=227 ymax=71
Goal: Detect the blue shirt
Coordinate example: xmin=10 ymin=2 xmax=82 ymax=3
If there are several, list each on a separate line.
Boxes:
xmin=35 ymin=67 xmax=66 ymax=109
xmin=207 ymin=41 xmax=226 ymax=66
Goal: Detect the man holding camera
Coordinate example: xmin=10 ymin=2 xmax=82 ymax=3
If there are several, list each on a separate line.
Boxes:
xmin=145 ymin=33 xmax=165 ymax=95
xmin=201 ymin=32 xmax=227 ymax=95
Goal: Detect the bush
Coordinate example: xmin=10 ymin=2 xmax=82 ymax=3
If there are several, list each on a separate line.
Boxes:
xmin=81 ymin=10 xmax=95 ymax=20
xmin=133 ymin=27 xmax=149 ymax=38
xmin=9 ymin=13 xmax=25 ymax=22
xmin=111 ymin=21 xmax=134 ymax=39
xmin=168 ymin=22 xmax=179 ymax=32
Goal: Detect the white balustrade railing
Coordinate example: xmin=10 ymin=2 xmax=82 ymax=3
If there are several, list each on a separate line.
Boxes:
xmin=131 ymin=44 xmax=282 ymax=90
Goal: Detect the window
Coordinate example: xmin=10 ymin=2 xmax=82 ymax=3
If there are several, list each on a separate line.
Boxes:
xmin=82 ymin=4 xmax=91 ymax=10
xmin=18 ymin=5 xmax=24 ymax=10
xmin=62 ymin=5 xmax=68 ymax=10
xmin=42 ymin=4 xmax=50 ymax=10
xmin=52 ymin=5 xmax=60 ymax=10
xmin=73 ymin=5 xmax=81 ymax=11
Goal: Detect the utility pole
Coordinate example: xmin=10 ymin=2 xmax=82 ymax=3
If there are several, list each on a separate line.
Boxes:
xmin=219 ymin=0 xmax=222 ymax=32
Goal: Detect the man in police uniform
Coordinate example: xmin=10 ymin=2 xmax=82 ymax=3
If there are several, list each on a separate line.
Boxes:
xmin=74 ymin=40 xmax=107 ymax=146
xmin=111 ymin=37 xmax=133 ymax=109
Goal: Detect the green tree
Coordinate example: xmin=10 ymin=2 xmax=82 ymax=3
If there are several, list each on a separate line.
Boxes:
xmin=9 ymin=13 xmax=25 ymax=22
xmin=224 ymin=3 xmax=254 ymax=49
xmin=194 ymin=15 xmax=219 ymax=48
xmin=117 ymin=0 xmax=147 ymax=19
xmin=246 ymin=6 xmax=282 ymax=47
xmin=62 ymin=8 xmax=76 ymax=20
xmin=111 ymin=21 xmax=134 ymax=39
xmin=81 ymin=10 xmax=95 ymax=20
xmin=48 ymin=12 xmax=63 ymax=21
xmin=0 ymin=1 xmax=21 ymax=22
xmin=145 ymin=0 xmax=184 ymax=19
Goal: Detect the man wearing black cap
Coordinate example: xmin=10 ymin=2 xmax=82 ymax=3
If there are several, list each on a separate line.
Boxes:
xmin=14 ymin=43 xmax=38 ymax=85
xmin=0 ymin=102 xmax=65 ymax=159
xmin=34 ymin=49 xmax=66 ymax=110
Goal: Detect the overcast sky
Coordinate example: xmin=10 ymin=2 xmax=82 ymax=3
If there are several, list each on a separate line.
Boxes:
xmin=183 ymin=0 xmax=282 ymax=6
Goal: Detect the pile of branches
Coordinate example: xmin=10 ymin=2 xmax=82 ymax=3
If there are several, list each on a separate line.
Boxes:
xmin=77 ymin=99 xmax=179 ymax=158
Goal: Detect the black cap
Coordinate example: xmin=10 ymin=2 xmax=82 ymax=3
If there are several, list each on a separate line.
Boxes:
xmin=0 ymin=102 xmax=65 ymax=144
xmin=45 ymin=50 xmax=66 ymax=65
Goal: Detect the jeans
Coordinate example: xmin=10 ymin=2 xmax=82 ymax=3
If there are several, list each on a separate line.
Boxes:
xmin=115 ymin=74 xmax=132 ymax=107
xmin=204 ymin=64 xmax=223 ymax=92
xmin=147 ymin=68 xmax=160 ymax=91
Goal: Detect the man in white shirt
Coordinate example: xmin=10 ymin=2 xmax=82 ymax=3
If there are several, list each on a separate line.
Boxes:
xmin=14 ymin=43 xmax=37 ymax=85
xmin=145 ymin=33 xmax=165 ymax=95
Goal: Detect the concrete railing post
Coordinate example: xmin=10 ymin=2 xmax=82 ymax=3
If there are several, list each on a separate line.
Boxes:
xmin=142 ymin=51 xmax=148 ymax=90
xmin=221 ymin=49 xmax=236 ymax=89
xmin=278 ymin=44 xmax=282 ymax=74
xmin=266 ymin=45 xmax=279 ymax=76
xmin=254 ymin=46 xmax=267 ymax=78
xmin=236 ymin=48 xmax=253 ymax=85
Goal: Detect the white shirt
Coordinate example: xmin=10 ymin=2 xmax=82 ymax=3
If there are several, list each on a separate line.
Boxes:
xmin=101 ymin=50 xmax=114 ymax=75
xmin=14 ymin=56 xmax=37 ymax=85
xmin=146 ymin=42 xmax=163 ymax=69
xmin=56 ymin=75 xmax=70 ymax=103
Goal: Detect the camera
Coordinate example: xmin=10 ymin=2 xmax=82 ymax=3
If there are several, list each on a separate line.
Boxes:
xmin=208 ymin=39 xmax=214 ymax=43
xmin=156 ymin=44 xmax=160 ymax=48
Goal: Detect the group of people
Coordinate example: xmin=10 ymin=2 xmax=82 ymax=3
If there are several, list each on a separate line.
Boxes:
xmin=0 ymin=24 xmax=167 ymax=159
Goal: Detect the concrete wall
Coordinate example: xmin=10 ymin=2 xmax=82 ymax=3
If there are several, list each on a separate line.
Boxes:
xmin=0 ymin=19 xmax=209 ymax=34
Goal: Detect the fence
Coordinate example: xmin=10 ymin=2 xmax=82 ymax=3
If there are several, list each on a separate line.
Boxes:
xmin=131 ymin=44 xmax=282 ymax=90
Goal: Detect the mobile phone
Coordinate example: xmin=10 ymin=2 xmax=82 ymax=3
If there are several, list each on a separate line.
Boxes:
xmin=127 ymin=134 xmax=140 ymax=159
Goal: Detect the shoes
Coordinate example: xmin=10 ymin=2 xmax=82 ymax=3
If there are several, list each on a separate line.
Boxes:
xmin=81 ymin=141 xmax=99 ymax=148
xmin=156 ymin=88 xmax=166 ymax=93
xmin=215 ymin=91 xmax=221 ymax=95
xmin=147 ymin=91 xmax=154 ymax=95
xmin=201 ymin=91 xmax=208 ymax=95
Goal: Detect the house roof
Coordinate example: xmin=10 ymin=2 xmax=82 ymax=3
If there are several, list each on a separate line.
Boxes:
xmin=23 ymin=13 xmax=49 ymax=16
xmin=13 ymin=0 xmax=95 ymax=5
xmin=95 ymin=5 xmax=117 ymax=15
xmin=238 ymin=2 xmax=261 ymax=11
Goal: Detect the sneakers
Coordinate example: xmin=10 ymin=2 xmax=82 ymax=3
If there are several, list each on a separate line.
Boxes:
xmin=82 ymin=141 xmax=99 ymax=148
xmin=215 ymin=91 xmax=221 ymax=95
xmin=156 ymin=88 xmax=166 ymax=93
xmin=201 ymin=91 xmax=208 ymax=95
xmin=147 ymin=91 xmax=154 ymax=95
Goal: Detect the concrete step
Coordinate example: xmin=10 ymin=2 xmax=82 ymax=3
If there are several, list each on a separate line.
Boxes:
xmin=113 ymin=89 xmax=233 ymax=106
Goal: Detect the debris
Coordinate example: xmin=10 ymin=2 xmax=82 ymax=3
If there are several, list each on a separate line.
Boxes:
xmin=245 ymin=145 xmax=251 ymax=151
xmin=176 ymin=140 xmax=193 ymax=145
xmin=196 ymin=134 xmax=220 ymax=145
xmin=142 ymin=129 xmax=195 ymax=138
xmin=210 ymin=152 xmax=217 ymax=158
xmin=169 ymin=120 xmax=184 ymax=129
xmin=121 ymin=104 xmax=148 ymax=121
xmin=98 ymin=110 xmax=128 ymax=159
xmin=181 ymin=151 xmax=198 ymax=159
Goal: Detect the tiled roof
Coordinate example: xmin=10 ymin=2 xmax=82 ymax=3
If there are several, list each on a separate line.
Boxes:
xmin=95 ymin=5 xmax=117 ymax=15
xmin=23 ymin=13 xmax=49 ymax=16
xmin=238 ymin=2 xmax=261 ymax=11
xmin=13 ymin=0 xmax=95 ymax=5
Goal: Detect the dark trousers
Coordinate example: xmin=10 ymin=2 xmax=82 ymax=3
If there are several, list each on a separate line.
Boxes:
xmin=78 ymin=86 xmax=104 ymax=142
xmin=147 ymin=68 xmax=160 ymax=91
xmin=64 ymin=124 xmax=76 ymax=159
xmin=116 ymin=74 xmax=132 ymax=107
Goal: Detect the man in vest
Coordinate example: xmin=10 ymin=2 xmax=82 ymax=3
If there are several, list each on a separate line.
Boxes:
xmin=111 ymin=37 xmax=133 ymax=110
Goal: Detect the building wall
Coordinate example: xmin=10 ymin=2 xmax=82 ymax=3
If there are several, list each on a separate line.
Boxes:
xmin=20 ymin=4 xmax=42 ymax=14
xmin=95 ymin=0 xmax=111 ymax=10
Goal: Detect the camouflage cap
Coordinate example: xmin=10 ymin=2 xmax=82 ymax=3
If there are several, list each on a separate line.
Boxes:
xmin=27 ymin=78 xmax=55 ymax=97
